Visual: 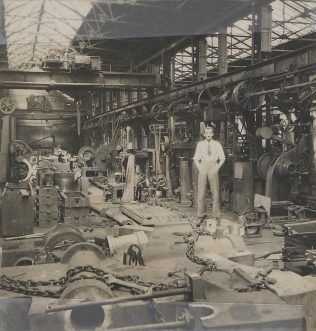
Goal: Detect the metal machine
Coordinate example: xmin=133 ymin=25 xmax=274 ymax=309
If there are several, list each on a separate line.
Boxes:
xmin=42 ymin=48 xmax=102 ymax=72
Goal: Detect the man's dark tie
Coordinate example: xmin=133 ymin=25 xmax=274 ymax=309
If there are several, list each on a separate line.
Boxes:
xmin=207 ymin=141 xmax=212 ymax=156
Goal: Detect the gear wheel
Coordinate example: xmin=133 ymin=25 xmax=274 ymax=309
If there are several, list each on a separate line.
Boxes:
xmin=232 ymin=81 xmax=264 ymax=112
xmin=78 ymin=146 xmax=96 ymax=164
xmin=0 ymin=97 xmax=15 ymax=115
xmin=151 ymin=103 xmax=168 ymax=122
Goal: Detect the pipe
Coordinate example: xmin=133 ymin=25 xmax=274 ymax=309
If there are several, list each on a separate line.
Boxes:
xmin=108 ymin=320 xmax=186 ymax=331
xmin=165 ymin=153 xmax=173 ymax=198
xmin=91 ymin=206 xmax=131 ymax=225
xmin=59 ymin=243 xmax=113 ymax=329
xmin=179 ymin=157 xmax=192 ymax=203
xmin=106 ymin=231 xmax=148 ymax=254
xmin=46 ymin=287 xmax=191 ymax=314
xmin=250 ymin=80 xmax=316 ymax=97
xmin=0 ymin=81 xmax=157 ymax=90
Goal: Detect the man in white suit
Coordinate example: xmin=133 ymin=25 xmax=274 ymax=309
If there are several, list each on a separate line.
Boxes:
xmin=193 ymin=126 xmax=226 ymax=226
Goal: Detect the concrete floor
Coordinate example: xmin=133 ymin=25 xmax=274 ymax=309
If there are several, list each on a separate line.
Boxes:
xmin=0 ymin=184 xmax=313 ymax=330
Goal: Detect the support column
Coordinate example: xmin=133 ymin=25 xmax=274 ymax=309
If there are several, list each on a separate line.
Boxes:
xmin=109 ymin=91 xmax=113 ymax=111
xmin=141 ymin=126 xmax=148 ymax=149
xmin=218 ymin=30 xmax=228 ymax=211
xmin=168 ymin=115 xmax=175 ymax=142
xmin=10 ymin=116 xmax=16 ymax=140
xmin=218 ymin=29 xmax=228 ymax=75
xmin=170 ymin=57 xmax=176 ymax=89
xmin=162 ymin=55 xmax=171 ymax=92
xmin=0 ymin=0 xmax=8 ymax=68
xmin=192 ymin=38 xmax=207 ymax=82
xmin=132 ymin=90 xmax=138 ymax=103
xmin=179 ymin=157 xmax=192 ymax=203
xmin=310 ymin=112 xmax=316 ymax=198
xmin=0 ymin=115 xmax=11 ymax=183
xmin=127 ymin=89 xmax=132 ymax=104
xmin=192 ymin=162 xmax=199 ymax=207
xmin=198 ymin=39 xmax=207 ymax=81
xmin=251 ymin=4 xmax=272 ymax=64
xmin=260 ymin=5 xmax=272 ymax=61
xmin=251 ymin=11 xmax=258 ymax=65
xmin=218 ymin=26 xmax=228 ymax=144
xmin=192 ymin=40 xmax=198 ymax=82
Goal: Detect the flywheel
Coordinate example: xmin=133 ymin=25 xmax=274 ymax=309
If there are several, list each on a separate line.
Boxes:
xmin=232 ymin=81 xmax=265 ymax=112
xmin=0 ymin=97 xmax=16 ymax=115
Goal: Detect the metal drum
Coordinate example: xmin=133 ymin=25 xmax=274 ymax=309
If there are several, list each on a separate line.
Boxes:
xmin=276 ymin=159 xmax=296 ymax=176
xmin=53 ymin=172 xmax=80 ymax=192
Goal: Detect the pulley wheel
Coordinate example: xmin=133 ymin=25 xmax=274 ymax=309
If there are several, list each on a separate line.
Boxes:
xmin=257 ymin=153 xmax=274 ymax=180
xmin=0 ymin=97 xmax=15 ymax=115
xmin=29 ymin=156 xmax=38 ymax=164
xmin=78 ymin=146 xmax=96 ymax=162
xmin=198 ymin=88 xmax=212 ymax=109
xmin=232 ymin=81 xmax=264 ymax=112
xmin=13 ymin=159 xmax=33 ymax=182
xmin=160 ymin=136 xmax=170 ymax=152
xmin=151 ymin=103 xmax=168 ymax=122
xmin=293 ymin=152 xmax=310 ymax=173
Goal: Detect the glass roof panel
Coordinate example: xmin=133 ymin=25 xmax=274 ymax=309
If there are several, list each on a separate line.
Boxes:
xmin=174 ymin=0 xmax=316 ymax=82
xmin=3 ymin=0 xmax=91 ymax=68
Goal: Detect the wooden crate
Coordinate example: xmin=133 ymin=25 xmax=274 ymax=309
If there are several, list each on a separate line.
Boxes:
xmin=38 ymin=212 xmax=59 ymax=222
xmin=36 ymin=186 xmax=59 ymax=195
xmin=61 ymin=207 xmax=90 ymax=219
xmin=0 ymin=189 xmax=34 ymax=237
xmin=60 ymin=191 xmax=89 ymax=208
xmin=283 ymin=220 xmax=316 ymax=274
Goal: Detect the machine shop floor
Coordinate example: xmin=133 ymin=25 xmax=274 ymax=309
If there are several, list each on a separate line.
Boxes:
xmin=0 ymin=183 xmax=312 ymax=330
xmin=61 ymin=183 xmax=285 ymax=267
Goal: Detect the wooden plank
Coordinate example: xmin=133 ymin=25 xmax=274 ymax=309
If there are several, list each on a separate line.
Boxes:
xmin=120 ymin=204 xmax=186 ymax=226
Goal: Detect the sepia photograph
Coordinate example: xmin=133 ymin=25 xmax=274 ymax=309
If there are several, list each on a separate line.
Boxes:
xmin=0 ymin=0 xmax=315 ymax=330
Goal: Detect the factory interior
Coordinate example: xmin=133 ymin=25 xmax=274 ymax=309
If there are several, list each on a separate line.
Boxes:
xmin=0 ymin=0 xmax=316 ymax=330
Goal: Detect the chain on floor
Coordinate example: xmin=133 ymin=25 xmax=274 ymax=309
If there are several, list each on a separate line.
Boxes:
xmin=184 ymin=218 xmax=219 ymax=273
xmin=0 ymin=265 xmax=178 ymax=298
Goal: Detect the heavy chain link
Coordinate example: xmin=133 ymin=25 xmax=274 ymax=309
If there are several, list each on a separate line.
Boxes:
xmin=184 ymin=218 xmax=219 ymax=273
xmin=235 ymin=267 xmax=275 ymax=293
xmin=0 ymin=265 xmax=175 ymax=298
xmin=0 ymin=275 xmax=64 ymax=298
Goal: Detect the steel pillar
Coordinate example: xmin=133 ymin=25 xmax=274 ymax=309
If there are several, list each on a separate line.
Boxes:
xmin=218 ymin=29 xmax=228 ymax=75
xmin=0 ymin=0 xmax=7 ymax=68
xmin=0 ymin=115 xmax=11 ymax=183
xmin=179 ymin=157 xmax=192 ymax=202
xmin=192 ymin=38 xmax=207 ymax=81
xmin=192 ymin=39 xmax=207 ymax=82
xmin=260 ymin=5 xmax=272 ymax=57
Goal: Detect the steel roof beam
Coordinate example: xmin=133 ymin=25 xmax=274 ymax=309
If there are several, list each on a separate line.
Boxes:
xmin=0 ymin=69 xmax=161 ymax=90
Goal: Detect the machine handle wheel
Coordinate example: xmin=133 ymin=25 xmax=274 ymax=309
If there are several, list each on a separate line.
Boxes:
xmin=0 ymin=97 xmax=16 ymax=115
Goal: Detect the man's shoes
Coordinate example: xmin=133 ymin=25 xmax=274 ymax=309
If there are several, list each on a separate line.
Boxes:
xmin=196 ymin=218 xmax=204 ymax=227
xmin=196 ymin=215 xmax=206 ymax=227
